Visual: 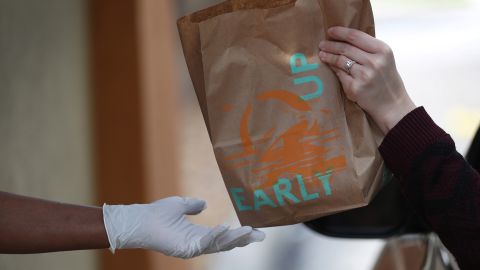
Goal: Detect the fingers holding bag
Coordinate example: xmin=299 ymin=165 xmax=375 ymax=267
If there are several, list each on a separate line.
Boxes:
xmin=318 ymin=26 xmax=417 ymax=134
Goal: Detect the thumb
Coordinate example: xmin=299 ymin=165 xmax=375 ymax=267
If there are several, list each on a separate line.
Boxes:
xmin=182 ymin=197 xmax=207 ymax=215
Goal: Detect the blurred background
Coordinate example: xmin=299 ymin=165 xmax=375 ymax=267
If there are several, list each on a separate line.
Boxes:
xmin=0 ymin=0 xmax=479 ymax=269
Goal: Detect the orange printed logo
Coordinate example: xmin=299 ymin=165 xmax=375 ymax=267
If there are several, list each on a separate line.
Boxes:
xmin=225 ymin=53 xmax=347 ymax=212
xmin=225 ymin=53 xmax=346 ymax=190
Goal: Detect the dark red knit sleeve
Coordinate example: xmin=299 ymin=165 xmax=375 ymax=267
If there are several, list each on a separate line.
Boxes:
xmin=379 ymin=107 xmax=480 ymax=270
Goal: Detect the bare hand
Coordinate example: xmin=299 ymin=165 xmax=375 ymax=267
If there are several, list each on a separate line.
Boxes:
xmin=318 ymin=26 xmax=417 ymax=134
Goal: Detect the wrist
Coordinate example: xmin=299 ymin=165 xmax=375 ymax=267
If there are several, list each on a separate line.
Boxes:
xmin=102 ymin=203 xmax=155 ymax=253
xmin=102 ymin=203 xmax=118 ymax=253
xmin=102 ymin=203 xmax=136 ymax=253
xmin=371 ymin=96 xmax=417 ymax=135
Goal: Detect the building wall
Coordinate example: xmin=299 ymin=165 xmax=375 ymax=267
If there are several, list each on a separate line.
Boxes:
xmin=176 ymin=0 xmax=223 ymax=16
xmin=0 ymin=0 xmax=96 ymax=269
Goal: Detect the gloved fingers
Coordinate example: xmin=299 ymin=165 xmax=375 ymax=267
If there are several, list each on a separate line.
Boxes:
xmin=214 ymin=227 xmax=266 ymax=252
xmin=227 ymin=228 xmax=266 ymax=249
xmin=182 ymin=197 xmax=207 ymax=215
xmin=250 ymin=228 xmax=266 ymax=242
xmin=198 ymin=225 xmax=230 ymax=253
xmin=211 ymin=226 xmax=252 ymax=252
xmin=215 ymin=226 xmax=253 ymax=250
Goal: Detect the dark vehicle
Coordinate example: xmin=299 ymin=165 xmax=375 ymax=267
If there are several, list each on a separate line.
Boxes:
xmin=303 ymin=126 xmax=480 ymax=270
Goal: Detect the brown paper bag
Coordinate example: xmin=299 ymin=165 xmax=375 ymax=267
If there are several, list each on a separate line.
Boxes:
xmin=178 ymin=0 xmax=385 ymax=227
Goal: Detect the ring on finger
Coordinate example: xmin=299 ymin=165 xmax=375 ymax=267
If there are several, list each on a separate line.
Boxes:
xmin=344 ymin=59 xmax=356 ymax=75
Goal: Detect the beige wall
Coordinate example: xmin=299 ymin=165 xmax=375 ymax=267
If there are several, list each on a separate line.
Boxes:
xmin=0 ymin=0 xmax=96 ymax=269
xmin=176 ymin=0 xmax=223 ymax=16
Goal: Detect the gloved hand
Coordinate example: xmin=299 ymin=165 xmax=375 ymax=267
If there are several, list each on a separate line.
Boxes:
xmin=102 ymin=196 xmax=265 ymax=258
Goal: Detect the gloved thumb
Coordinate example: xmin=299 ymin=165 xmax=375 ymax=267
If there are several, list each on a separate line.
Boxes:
xmin=182 ymin=197 xmax=207 ymax=215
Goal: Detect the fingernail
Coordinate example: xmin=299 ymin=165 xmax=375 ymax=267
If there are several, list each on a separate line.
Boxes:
xmin=318 ymin=51 xmax=326 ymax=59
xmin=319 ymin=41 xmax=325 ymax=48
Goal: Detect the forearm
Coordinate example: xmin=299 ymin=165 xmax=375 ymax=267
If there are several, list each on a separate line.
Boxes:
xmin=0 ymin=191 xmax=109 ymax=253
xmin=379 ymin=107 xmax=480 ymax=268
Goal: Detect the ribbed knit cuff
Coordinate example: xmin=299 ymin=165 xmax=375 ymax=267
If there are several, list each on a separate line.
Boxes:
xmin=379 ymin=107 xmax=447 ymax=176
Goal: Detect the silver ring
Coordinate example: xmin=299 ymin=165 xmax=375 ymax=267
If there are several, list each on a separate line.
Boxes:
xmin=344 ymin=59 xmax=356 ymax=74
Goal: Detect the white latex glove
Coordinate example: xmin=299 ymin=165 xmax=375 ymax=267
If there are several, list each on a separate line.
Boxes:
xmin=102 ymin=196 xmax=265 ymax=258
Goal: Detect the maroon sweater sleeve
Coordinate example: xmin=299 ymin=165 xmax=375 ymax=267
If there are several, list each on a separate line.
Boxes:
xmin=379 ymin=107 xmax=480 ymax=270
